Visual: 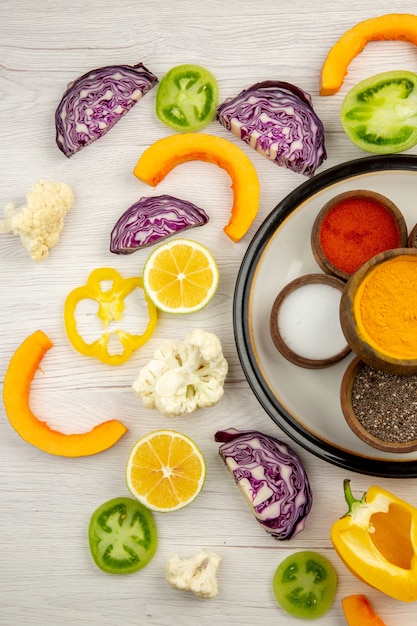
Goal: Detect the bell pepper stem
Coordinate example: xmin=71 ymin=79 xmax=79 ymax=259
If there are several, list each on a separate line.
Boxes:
xmin=342 ymin=479 xmax=366 ymax=517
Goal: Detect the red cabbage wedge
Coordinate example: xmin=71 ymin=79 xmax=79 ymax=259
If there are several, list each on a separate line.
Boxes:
xmin=215 ymin=428 xmax=312 ymax=540
xmin=217 ymin=81 xmax=326 ymax=176
xmin=110 ymin=194 xmax=209 ymax=254
xmin=55 ymin=63 xmax=158 ymax=157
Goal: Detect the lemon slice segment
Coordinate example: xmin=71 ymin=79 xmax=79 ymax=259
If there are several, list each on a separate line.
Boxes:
xmin=142 ymin=238 xmax=219 ymax=314
xmin=126 ymin=430 xmax=206 ymax=512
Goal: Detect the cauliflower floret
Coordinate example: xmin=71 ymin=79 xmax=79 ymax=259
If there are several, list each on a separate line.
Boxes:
xmin=165 ymin=549 xmax=221 ymax=599
xmin=132 ymin=329 xmax=228 ymax=418
xmin=0 ymin=179 xmax=74 ymax=261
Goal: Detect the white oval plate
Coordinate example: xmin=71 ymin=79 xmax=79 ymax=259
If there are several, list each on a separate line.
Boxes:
xmin=234 ymin=154 xmax=417 ymax=478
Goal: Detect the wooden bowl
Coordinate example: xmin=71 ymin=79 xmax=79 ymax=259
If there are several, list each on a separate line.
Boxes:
xmin=340 ymin=248 xmax=417 ymax=375
xmin=408 ymin=223 xmax=417 ymax=248
xmin=311 ymin=189 xmax=408 ymax=281
xmin=341 ymin=356 xmax=417 ymax=453
xmin=270 ymin=273 xmax=351 ymax=369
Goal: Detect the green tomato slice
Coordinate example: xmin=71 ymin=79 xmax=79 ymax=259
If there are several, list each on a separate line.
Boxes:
xmin=88 ymin=497 xmax=157 ymax=574
xmin=156 ymin=64 xmax=219 ymax=132
xmin=272 ymin=551 xmax=337 ymax=620
xmin=341 ymin=70 xmax=417 ymax=154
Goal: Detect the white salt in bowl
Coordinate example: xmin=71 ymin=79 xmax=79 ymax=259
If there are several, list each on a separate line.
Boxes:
xmin=270 ymin=273 xmax=351 ymax=369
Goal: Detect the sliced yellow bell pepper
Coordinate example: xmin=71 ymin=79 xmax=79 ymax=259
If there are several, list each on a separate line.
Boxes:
xmin=331 ymin=479 xmax=417 ymax=602
xmin=64 ymin=267 xmax=157 ymax=365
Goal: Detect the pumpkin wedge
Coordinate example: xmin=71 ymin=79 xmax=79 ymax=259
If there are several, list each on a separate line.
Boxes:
xmin=320 ymin=14 xmax=417 ymax=95
xmin=342 ymin=594 xmax=387 ymax=626
xmin=133 ymin=133 xmax=260 ymax=242
xmin=3 ymin=330 xmax=127 ymax=457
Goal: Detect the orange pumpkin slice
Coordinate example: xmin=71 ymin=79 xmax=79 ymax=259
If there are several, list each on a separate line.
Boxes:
xmin=3 ymin=330 xmax=127 ymax=457
xmin=342 ymin=594 xmax=387 ymax=626
xmin=320 ymin=13 xmax=417 ymax=95
xmin=133 ymin=133 xmax=260 ymax=242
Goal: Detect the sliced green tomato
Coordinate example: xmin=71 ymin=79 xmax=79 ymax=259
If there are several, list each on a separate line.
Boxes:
xmin=88 ymin=497 xmax=157 ymax=574
xmin=341 ymin=70 xmax=417 ymax=154
xmin=272 ymin=551 xmax=337 ymax=620
xmin=156 ymin=64 xmax=219 ymax=132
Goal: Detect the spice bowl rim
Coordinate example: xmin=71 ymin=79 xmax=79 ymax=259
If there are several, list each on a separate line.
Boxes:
xmin=269 ymin=272 xmax=351 ymax=369
xmin=340 ymin=356 xmax=417 ymax=454
xmin=311 ymin=189 xmax=409 ymax=282
xmin=408 ymin=223 xmax=417 ymax=247
xmin=340 ymin=247 xmax=417 ymax=376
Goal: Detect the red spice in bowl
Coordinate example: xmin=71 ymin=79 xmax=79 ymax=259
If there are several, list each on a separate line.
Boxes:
xmin=311 ymin=190 xmax=408 ymax=281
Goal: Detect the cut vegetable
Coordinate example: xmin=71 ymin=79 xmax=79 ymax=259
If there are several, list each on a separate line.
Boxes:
xmin=217 ymin=80 xmax=326 ymax=176
xmin=331 ymin=479 xmax=417 ymax=602
xmin=342 ymin=594 xmax=387 ymax=626
xmin=133 ymin=133 xmax=260 ymax=242
xmin=3 ymin=330 xmax=127 ymax=456
xmin=142 ymin=238 xmax=219 ymax=314
xmin=215 ymin=428 xmax=312 ymax=539
xmin=132 ymin=329 xmax=228 ymax=417
xmin=340 ymin=70 xmax=417 ymax=154
xmin=88 ymin=497 xmax=157 ymax=574
xmin=64 ymin=267 xmax=158 ymax=365
xmin=0 ymin=180 xmax=74 ymax=262
xmin=272 ymin=551 xmax=338 ymax=620
xmin=126 ymin=430 xmax=206 ymax=512
xmin=110 ymin=194 xmax=209 ymax=254
xmin=165 ymin=549 xmax=221 ymax=598
xmin=320 ymin=13 xmax=417 ymax=96
xmin=156 ymin=64 xmax=219 ymax=132
xmin=55 ymin=62 xmax=158 ymax=157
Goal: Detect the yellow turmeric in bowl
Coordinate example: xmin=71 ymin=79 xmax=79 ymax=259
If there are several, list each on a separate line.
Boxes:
xmin=354 ymin=255 xmax=417 ymax=359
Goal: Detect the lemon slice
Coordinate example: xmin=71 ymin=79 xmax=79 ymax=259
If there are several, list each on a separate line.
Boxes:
xmin=142 ymin=238 xmax=219 ymax=314
xmin=126 ymin=430 xmax=206 ymax=512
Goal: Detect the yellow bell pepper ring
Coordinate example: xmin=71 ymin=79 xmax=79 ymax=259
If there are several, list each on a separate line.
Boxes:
xmin=64 ymin=267 xmax=157 ymax=366
xmin=331 ymin=479 xmax=417 ymax=602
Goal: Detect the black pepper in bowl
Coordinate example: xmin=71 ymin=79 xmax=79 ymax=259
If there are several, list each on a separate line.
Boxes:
xmin=340 ymin=357 xmax=417 ymax=453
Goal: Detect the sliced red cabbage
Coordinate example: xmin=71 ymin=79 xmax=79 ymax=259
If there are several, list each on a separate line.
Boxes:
xmin=217 ymin=80 xmax=326 ymax=176
xmin=110 ymin=194 xmax=209 ymax=254
xmin=214 ymin=428 xmax=312 ymax=540
xmin=55 ymin=63 xmax=158 ymax=157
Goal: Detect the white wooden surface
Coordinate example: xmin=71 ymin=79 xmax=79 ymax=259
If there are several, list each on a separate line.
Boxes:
xmin=1 ymin=1 xmax=417 ymax=624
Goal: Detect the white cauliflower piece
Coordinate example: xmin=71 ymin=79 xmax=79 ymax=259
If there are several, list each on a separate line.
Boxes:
xmin=0 ymin=179 xmax=74 ymax=261
xmin=165 ymin=549 xmax=221 ymax=599
xmin=132 ymin=329 xmax=228 ymax=417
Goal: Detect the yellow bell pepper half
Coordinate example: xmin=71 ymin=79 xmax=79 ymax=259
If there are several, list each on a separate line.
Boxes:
xmin=331 ymin=479 xmax=417 ymax=602
xmin=64 ymin=267 xmax=157 ymax=366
